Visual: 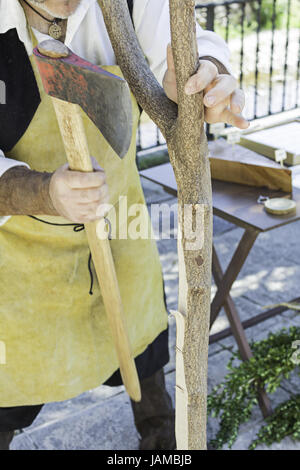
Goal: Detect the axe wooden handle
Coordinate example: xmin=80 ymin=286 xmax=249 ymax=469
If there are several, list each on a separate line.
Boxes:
xmin=52 ymin=96 xmax=141 ymax=402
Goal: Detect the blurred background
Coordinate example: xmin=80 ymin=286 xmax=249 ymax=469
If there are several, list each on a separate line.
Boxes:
xmin=137 ymin=0 xmax=300 ymax=154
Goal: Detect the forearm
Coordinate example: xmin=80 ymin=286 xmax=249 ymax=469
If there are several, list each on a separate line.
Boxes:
xmin=0 ymin=166 xmax=58 ymax=216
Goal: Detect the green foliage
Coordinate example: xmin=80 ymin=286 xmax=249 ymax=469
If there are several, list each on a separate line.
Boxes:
xmin=249 ymin=394 xmax=300 ymax=449
xmin=208 ymin=327 xmax=300 ymax=450
xmin=196 ymin=0 xmax=300 ymax=39
xmin=250 ymin=0 xmax=288 ymax=31
xmin=137 ymin=149 xmax=169 ymax=171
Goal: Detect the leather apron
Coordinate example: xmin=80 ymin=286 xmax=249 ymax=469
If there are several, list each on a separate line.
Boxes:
xmin=0 ymin=39 xmax=168 ymax=407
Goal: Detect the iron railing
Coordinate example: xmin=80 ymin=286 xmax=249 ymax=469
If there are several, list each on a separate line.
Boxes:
xmin=137 ymin=0 xmax=300 ymax=153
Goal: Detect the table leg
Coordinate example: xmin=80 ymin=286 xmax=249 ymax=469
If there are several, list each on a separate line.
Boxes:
xmin=210 ymin=228 xmax=259 ymax=328
xmin=210 ymin=296 xmax=300 ymax=343
xmin=211 ymin=242 xmax=272 ymax=418
xmin=211 ymin=245 xmax=252 ymax=360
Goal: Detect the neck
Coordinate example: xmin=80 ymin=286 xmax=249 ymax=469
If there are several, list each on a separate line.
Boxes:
xmin=20 ymin=1 xmax=67 ymax=41
xmin=21 ymin=0 xmax=55 ymax=21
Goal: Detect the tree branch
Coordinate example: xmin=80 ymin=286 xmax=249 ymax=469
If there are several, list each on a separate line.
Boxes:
xmin=169 ymin=0 xmax=212 ymax=450
xmin=99 ymin=0 xmax=213 ymax=450
xmin=168 ymin=0 xmax=211 ymax=207
xmin=98 ymin=0 xmax=178 ymax=139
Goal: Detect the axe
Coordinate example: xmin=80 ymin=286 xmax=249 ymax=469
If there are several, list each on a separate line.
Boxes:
xmin=33 ymin=39 xmax=141 ymax=402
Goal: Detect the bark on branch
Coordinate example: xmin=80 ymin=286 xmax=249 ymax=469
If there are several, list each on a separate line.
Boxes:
xmin=98 ymin=0 xmax=177 ymax=139
xmin=168 ymin=0 xmax=212 ymax=450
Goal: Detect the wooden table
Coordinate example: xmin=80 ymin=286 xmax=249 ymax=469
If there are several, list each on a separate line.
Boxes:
xmin=140 ymin=162 xmax=300 ymax=417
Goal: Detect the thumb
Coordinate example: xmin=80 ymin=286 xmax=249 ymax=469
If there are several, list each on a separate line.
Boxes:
xmin=166 ymin=43 xmax=175 ymax=72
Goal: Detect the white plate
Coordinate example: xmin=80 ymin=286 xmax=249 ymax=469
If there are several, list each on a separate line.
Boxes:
xmin=264 ymin=198 xmax=296 ymax=215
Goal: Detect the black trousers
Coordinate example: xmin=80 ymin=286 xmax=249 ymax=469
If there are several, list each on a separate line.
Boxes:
xmin=0 ymin=328 xmax=169 ymax=432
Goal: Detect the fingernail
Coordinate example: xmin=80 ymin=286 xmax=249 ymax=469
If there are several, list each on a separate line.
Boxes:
xmin=204 ymin=95 xmax=216 ymax=106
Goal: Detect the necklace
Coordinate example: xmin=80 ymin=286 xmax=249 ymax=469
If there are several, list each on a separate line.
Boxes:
xmin=22 ymin=0 xmax=64 ymax=40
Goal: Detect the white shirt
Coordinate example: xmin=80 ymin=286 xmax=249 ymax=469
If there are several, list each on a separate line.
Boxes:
xmin=0 ymin=0 xmax=231 ymax=222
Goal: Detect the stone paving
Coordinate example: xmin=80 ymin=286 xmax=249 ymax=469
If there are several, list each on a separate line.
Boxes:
xmin=11 ymin=177 xmax=300 ymax=451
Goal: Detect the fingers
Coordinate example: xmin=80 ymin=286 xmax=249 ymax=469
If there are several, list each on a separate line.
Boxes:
xmin=203 ymin=74 xmax=237 ymax=107
xmin=75 ymin=184 xmax=110 ymax=205
xmin=230 ymin=88 xmax=245 ymax=114
xmin=220 ymin=107 xmax=250 ymax=129
xmin=49 ymin=158 xmax=110 ymax=223
xmin=57 ymin=157 xmax=106 ymax=189
xmin=71 ymin=202 xmax=107 ymax=224
xmin=64 ymin=167 xmax=106 ymax=189
xmin=203 ymin=81 xmax=249 ymax=129
xmin=185 ymin=60 xmax=218 ymax=96
xmin=171 ymin=51 xmax=248 ymax=129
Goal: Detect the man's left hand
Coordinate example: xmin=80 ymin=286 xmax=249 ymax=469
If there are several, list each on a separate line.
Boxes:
xmin=163 ymin=44 xmax=249 ymax=130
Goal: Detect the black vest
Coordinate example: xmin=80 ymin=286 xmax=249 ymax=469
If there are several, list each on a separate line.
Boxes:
xmin=0 ymin=0 xmax=134 ymax=152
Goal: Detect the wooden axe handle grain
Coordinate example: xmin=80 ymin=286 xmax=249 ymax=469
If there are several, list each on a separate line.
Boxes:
xmin=52 ymin=96 xmax=141 ymax=402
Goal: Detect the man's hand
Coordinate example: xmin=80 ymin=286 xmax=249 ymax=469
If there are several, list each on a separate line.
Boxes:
xmin=163 ymin=44 xmax=249 ymax=130
xmin=49 ymin=157 xmax=109 ymax=223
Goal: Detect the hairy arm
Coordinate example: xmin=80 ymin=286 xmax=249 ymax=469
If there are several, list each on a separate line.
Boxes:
xmin=0 ymin=166 xmax=57 ymax=215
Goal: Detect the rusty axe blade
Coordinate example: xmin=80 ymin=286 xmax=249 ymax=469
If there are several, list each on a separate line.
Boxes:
xmin=33 ymin=40 xmax=132 ymax=159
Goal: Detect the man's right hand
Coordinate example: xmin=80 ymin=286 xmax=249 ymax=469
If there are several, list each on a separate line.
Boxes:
xmin=49 ymin=157 xmax=109 ymax=223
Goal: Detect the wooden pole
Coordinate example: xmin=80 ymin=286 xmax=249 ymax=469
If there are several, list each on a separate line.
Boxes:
xmin=50 ymin=96 xmax=141 ymax=403
xmin=99 ymin=0 xmax=212 ymax=449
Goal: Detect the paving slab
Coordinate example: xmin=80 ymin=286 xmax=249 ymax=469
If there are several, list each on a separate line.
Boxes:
xmin=217 ymin=311 xmax=287 ymax=350
xmin=17 ymin=398 xmax=138 ymax=451
xmin=11 ymin=372 xmax=176 ymax=451
xmin=22 ymin=385 xmax=125 ymax=432
xmin=280 ymin=369 xmax=300 ymax=395
xmin=11 ymin=432 xmax=37 ymax=451
xmin=213 ymin=221 xmax=300 ymax=307
xmin=207 ymin=349 xmax=234 ymax=392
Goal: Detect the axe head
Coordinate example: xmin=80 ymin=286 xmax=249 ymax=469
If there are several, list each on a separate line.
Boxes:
xmin=33 ymin=40 xmax=133 ymax=159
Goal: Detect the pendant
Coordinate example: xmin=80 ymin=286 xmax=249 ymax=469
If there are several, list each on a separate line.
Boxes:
xmin=49 ymin=22 xmax=62 ymax=40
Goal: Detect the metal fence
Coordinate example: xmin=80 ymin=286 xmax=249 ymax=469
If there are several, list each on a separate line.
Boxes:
xmin=137 ymin=0 xmax=300 ymax=152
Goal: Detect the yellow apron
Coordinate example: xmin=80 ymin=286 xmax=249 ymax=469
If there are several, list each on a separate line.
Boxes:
xmin=0 ymin=45 xmax=168 ymax=407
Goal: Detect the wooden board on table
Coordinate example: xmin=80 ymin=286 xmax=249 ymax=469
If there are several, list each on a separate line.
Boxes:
xmin=208 ymin=139 xmax=292 ymax=193
xmin=239 ymin=121 xmax=300 ymax=166
xmin=139 ymin=162 xmax=300 ymax=233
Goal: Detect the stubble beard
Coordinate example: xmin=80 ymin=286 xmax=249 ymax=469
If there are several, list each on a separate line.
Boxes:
xmin=27 ymin=0 xmax=81 ymax=20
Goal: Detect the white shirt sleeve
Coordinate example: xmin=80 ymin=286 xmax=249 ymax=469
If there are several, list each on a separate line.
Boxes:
xmin=0 ymin=149 xmax=30 ymax=226
xmin=133 ymin=0 xmax=232 ymax=86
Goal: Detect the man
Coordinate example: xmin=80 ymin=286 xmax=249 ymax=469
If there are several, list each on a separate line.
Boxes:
xmin=0 ymin=0 xmax=248 ymax=450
